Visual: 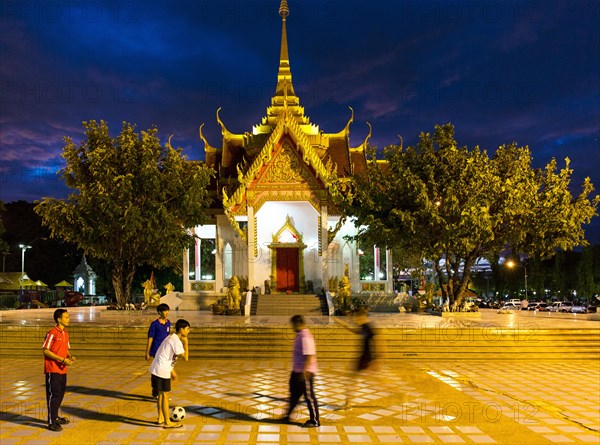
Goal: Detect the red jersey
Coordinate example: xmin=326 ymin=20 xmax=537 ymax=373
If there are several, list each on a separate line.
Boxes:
xmin=42 ymin=325 xmax=70 ymax=374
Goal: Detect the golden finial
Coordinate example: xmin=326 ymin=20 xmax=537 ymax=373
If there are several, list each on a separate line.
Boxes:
xmin=279 ymin=0 xmax=289 ymax=19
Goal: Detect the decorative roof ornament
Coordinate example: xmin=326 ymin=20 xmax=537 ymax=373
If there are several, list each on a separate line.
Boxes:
xmin=216 ymin=107 xmax=242 ymax=141
xmin=279 ymin=0 xmax=289 ymax=19
xmin=330 ymin=107 xmax=354 ymax=138
xmin=199 ymin=123 xmax=218 ymax=153
xmin=275 ymin=0 xmax=296 ymax=105
xmin=352 ymin=122 xmax=372 ymax=152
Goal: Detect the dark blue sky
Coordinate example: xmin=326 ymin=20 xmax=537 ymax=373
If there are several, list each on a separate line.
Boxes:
xmin=1 ymin=0 xmax=599 ymax=242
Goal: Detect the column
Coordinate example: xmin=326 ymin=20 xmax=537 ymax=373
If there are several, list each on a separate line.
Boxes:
xmin=215 ymin=225 xmax=223 ymax=293
xmin=320 ymin=205 xmax=328 ymax=290
xmin=183 ymin=247 xmax=190 ymax=292
xmin=247 ymin=206 xmax=255 ymax=289
xmin=386 ymin=248 xmax=393 ymax=293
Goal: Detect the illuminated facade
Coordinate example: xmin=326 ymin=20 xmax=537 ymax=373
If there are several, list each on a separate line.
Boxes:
xmin=183 ymin=0 xmax=392 ymax=296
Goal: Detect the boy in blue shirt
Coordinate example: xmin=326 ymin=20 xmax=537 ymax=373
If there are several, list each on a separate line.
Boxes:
xmin=146 ymin=303 xmax=170 ymax=398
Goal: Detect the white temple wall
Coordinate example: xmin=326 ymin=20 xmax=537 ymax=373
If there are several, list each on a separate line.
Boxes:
xmin=254 ymin=201 xmax=320 ymax=291
xmin=215 ymin=216 xmax=248 ymax=292
xmin=326 ymin=217 xmax=360 ymax=290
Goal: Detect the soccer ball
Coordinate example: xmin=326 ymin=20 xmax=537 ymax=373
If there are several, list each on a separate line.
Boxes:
xmin=169 ymin=406 xmax=186 ymax=422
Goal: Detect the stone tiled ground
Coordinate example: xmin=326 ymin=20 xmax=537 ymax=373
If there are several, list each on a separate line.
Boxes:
xmin=1 ymin=357 xmax=599 ymax=444
xmin=1 ymin=308 xmax=598 ymax=444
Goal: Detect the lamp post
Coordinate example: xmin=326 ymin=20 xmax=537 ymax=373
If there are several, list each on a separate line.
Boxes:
xmin=506 ymin=259 xmax=528 ymax=301
xmin=524 ymin=264 xmax=528 ymax=302
xmin=18 ymin=237 xmax=46 ymax=281
xmin=19 ymin=244 xmax=31 ymax=280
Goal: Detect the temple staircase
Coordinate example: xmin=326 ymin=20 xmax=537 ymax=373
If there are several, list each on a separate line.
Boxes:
xmin=251 ymin=293 xmax=327 ymax=316
xmin=1 ymin=318 xmax=598 ymax=362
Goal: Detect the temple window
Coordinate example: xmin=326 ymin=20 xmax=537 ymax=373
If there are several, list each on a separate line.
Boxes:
xmin=223 ymin=243 xmax=233 ymax=280
xmin=189 ymin=225 xmax=216 ymax=280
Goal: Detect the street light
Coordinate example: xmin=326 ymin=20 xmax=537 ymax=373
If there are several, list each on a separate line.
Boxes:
xmin=18 ymin=237 xmax=46 ymax=281
xmin=506 ymin=259 xmax=528 ymax=301
xmin=19 ymin=244 xmax=31 ymax=280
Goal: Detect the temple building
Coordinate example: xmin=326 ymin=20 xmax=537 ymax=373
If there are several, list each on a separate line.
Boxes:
xmin=182 ymin=0 xmax=392 ymax=299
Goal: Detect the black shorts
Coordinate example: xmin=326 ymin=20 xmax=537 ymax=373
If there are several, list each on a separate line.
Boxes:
xmin=151 ymin=374 xmax=171 ymax=393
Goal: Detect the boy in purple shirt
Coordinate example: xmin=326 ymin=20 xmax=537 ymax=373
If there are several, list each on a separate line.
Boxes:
xmin=146 ymin=303 xmax=170 ymax=397
xmin=283 ymin=314 xmax=320 ymax=428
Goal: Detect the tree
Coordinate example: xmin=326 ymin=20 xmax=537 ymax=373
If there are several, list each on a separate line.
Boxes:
xmin=0 ymin=201 xmax=9 ymax=254
xmin=35 ymin=121 xmax=214 ymax=306
xmin=336 ymin=124 xmax=599 ymax=305
xmin=551 ymin=250 xmax=568 ymax=299
xmin=576 ymin=247 xmax=595 ymax=301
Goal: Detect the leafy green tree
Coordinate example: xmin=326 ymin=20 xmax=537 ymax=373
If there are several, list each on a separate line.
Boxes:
xmin=0 ymin=201 xmax=9 ymax=254
xmin=551 ymin=250 xmax=568 ymax=299
xmin=593 ymin=245 xmax=600 ymax=296
xmin=336 ymin=124 xmax=599 ymax=305
xmin=35 ymin=121 xmax=214 ymax=307
xmin=576 ymin=246 xmax=595 ymax=301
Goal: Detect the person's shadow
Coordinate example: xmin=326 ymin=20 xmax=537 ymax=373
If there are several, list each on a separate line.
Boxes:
xmin=224 ymin=391 xmax=288 ymax=403
xmin=68 ymin=385 xmax=154 ymax=402
xmin=61 ymin=404 xmax=158 ymax=427
xmin=187 ymin=404 xmax=300 ymax=425
xmin=0 ymin=411 xmax=48 ymax=429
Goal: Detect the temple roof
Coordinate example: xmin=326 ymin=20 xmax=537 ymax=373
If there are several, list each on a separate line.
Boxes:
xmin=73 ymin=255 xmax=97 ymax=278
xmin=199 ymin=0 xmax=370 ymax=210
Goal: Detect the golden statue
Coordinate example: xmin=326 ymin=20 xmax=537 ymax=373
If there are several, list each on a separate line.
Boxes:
xmin=164 ymin=282 xmax=175 ymax=294
xmin=328 ymin=276 xmax=339 ymax=293
xmin=143 ymin=279 xmax=160 ymax=306
xmin=227 ymin=276 xmax=241 ymax=310
xmin=338 ymin=275 xmax=350 ymax=307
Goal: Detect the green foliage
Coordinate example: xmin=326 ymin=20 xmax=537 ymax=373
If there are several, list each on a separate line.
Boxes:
xmin=35 ymin=121 xmax=214 ymax=306
xmin=0 ymin=201 xmax=8 ymax=253
xmin=335 ymin=123 xmax=599 ymax=304
xmin=576 ymin=246 xmax=596 ymax=299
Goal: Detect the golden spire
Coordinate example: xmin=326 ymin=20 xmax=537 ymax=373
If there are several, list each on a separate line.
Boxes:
xmin=275 ymin=0 xmax=296 ymax=100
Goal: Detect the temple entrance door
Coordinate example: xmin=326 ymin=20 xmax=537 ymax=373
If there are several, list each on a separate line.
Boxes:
xmin=276 ymin=248 xmax=299 ymax=292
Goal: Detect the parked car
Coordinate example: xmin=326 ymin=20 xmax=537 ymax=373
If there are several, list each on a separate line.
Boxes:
xmin=547 ymin=301 xmax=573 ymax=312
xmin=527 ymin=302 xmax=548 ymax=311
xmin=506 ymin=299 xmax=521 ymax=306
xmin=570 ymin=303 xmax=587 ymax=313
xmin=500 ymin=302 xmax=520 ymax=311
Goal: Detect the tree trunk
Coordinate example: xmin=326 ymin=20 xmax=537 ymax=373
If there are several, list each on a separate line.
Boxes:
xmin=112 ymin=261 xmax=137 ymax=307
xmin=434 ymin=258 xmax=446 ymax=299
xmin=453 ymin=256 xmax=475 ymax=306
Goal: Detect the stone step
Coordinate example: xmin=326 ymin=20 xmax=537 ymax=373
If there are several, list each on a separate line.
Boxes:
xmin=254 ymin=294 xmax=326 ymax=316
xmin=2 ymin=324 xmax=598 ymax=361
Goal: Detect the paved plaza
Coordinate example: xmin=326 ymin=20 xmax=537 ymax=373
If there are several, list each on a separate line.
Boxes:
xmin=1 ymin=308 xmax=599 ymax=444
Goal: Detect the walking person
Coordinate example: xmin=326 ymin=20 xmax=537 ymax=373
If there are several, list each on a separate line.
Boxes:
xmin=42 ymin=309 xmax=76 ymax=432
xmin=283 ymin=314 xmax=320 ymax=428
xmin=146 ymin=303 xmax=171 ymax=398
xmin=149 ymin=319 xmax=190 ymax=428
xmin=337 ymin=305 xmax=385 ymax=409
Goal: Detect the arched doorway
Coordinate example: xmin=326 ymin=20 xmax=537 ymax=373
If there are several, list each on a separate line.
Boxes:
xmin=268 ymin=216 xmax=306 ymax=293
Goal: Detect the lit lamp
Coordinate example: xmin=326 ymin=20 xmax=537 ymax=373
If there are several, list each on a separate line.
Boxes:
xmin=506 ymin=259 xmax=528 ymax=301
xmin=18 ymin=237 xmax=46 ymax=281
xmin=19 ymin=244 xmax=31 ymax=281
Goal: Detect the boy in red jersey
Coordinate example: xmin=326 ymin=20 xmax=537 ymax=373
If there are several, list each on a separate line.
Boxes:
xmin=42 ymin=309 xmax=76 ymax=432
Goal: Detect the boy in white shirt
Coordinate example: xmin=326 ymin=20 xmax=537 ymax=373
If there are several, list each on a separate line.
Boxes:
xmin=149 ymin=319 xmax=190 ymax=428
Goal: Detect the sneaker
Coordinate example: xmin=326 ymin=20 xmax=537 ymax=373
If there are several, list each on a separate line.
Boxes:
xmin=48 ymin=423 xmax=62 ymax=432
xmin=55 ymin=417 xmax=70 ymax=425
xmin=301 ymin=420 xmax=319 ymax=428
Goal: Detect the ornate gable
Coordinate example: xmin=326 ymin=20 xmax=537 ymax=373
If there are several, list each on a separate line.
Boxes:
xmin=222 ymin=110 xmax=338 ymax=215
xmin=259 ymin=140 xmax=319 ymax=187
